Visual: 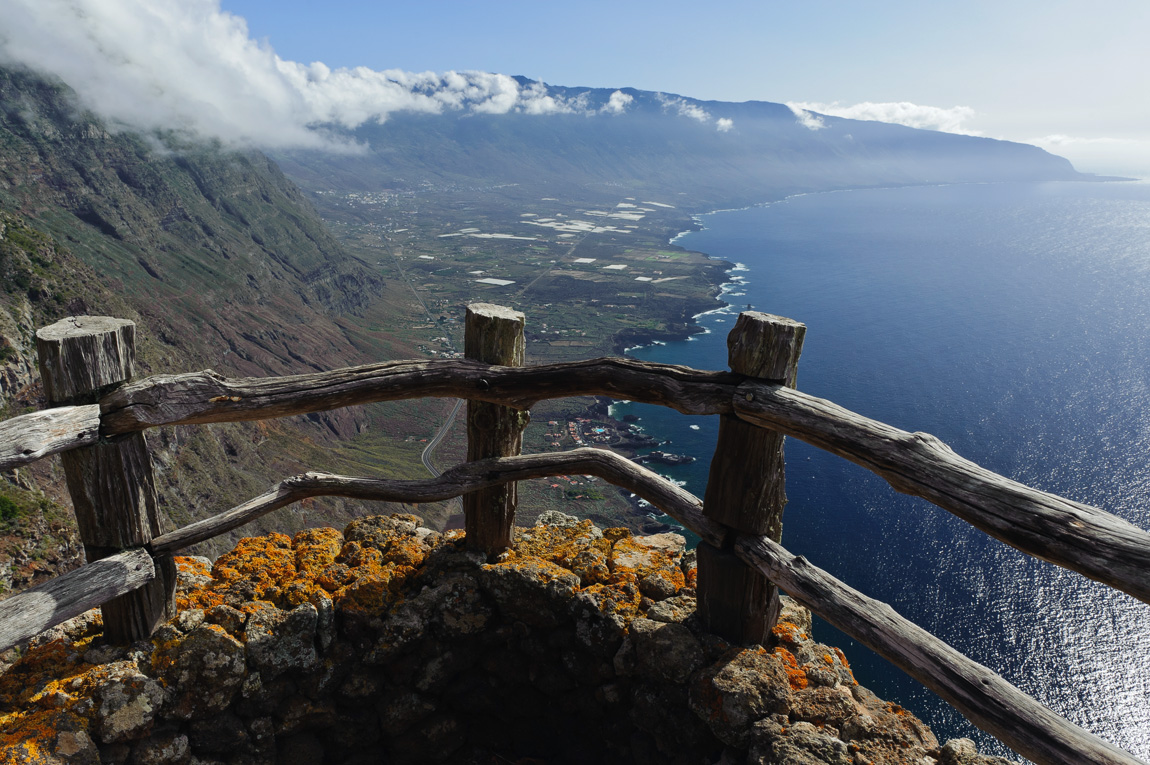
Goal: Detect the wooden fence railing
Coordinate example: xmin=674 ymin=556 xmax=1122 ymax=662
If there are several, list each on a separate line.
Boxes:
xmin=0 ymin=305 xmax=1146 ymax=765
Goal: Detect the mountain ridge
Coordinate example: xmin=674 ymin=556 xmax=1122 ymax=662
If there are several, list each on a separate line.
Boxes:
xmin=272 ymin=79 xmax=1084 ymax=211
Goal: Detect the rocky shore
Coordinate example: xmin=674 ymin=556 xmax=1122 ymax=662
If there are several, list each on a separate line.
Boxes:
xmin=0 ymin=513 xmax=1012 ymax=765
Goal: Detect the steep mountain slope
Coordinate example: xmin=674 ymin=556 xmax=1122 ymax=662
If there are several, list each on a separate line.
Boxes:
xmin=276 ymin=82 xmax=1084 ymax=210
xmin=0 ymin=66 xmax=441 ymax=569
xmin=0 ymin=66 xmax=389 ymax=378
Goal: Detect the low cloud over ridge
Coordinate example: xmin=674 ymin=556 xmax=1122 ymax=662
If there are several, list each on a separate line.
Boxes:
xmin=0 ymin=0 xmax=635 ymax=150
xmin=787 ymin=101 xmax=980 ymax=135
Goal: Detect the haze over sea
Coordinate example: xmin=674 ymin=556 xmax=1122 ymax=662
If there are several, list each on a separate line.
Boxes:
xmin=614 ymin=180 xmax=1150 ymax=760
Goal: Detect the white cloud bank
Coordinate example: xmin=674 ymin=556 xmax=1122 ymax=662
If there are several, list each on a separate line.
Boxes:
xmin=656 ymin=94 xmax=734 ymax=132
xmin=784 ymin=102 xmax=1150 ymax=177
xmin=787 ymin=106 xmax=827 ymax=132
xmin=787 ymin=101 xmax=981 ymax=135
xmin=602 ymin=90 xmax=634 ymax=114
xmin=0 ymin=0 xmax=618 ymax=150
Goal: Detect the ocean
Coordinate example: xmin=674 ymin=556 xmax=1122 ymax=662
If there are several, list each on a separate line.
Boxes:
xmin=612 ymin=180 xmax=1150 ymax=760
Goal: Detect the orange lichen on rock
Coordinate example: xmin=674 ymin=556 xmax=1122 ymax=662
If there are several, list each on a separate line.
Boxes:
xmin=504 ymin=522 xmax=686 ymax=600
xmin=0 ymin=512 xmax=959 ymax=765
xmin=770 ymin=620 xmax=807 ymax=645
xmin=833 ymin=647 xmax=857 ymax=684
xmin=608 ymin=534 xmax=683 ymax=585
xmin=773 ymin=647 xmax=809 ymax=691
xmin=175 ymin=516 xmax=437 ymax=619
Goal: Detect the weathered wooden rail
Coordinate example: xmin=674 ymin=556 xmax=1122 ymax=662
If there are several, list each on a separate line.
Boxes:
xmin=0 ymin=305 xmax=1146 ymax=765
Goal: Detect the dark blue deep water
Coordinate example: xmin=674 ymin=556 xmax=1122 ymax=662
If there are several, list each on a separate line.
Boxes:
xmin=613 ymin=181 xmax=1150 ymax=760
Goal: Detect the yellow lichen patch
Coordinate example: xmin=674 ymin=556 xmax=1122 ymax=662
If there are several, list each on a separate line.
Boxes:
xmin=578 ymin=581 xmax=643 ymax=621
xmin=316 ymin=562 xmax=356 ymax=593
xmin=0 ymin=635 xmax=146 ymax=757
xmin=175 ymin=556 xmax=211 ymax=580
xmin=380 ymin=537 xmax=429 ymax=569
xmin=0 ymin=708 xmax=89 ymax=764
xmin=832 ymin=647 xmax=857 ymax=685
xmin=0 ymin=639 xmax=92 ymax=711
xmin=774 ymin=647 xmax=808 ymax=691
xmin=562 ymin=544 xmax=612 ymax=585
xmin=512 ymin=520 xmax=602 ymax=561
xmin=176 ymin=587 xmax=225 ymax=612
xmin=770 ymin=620 xmax=808 ymax=645
xmin=486 ymin=555 xmax=580 ymax=586
xmin=602 ymin=527 xmax=632 ymax=543
xmin=293 ymin=527 xmax=344 ymax=577
xmin=643 ymin=567 xmax=686 ymax=592
xmin=334 ymin=564 xmax=409 ymax=614
xmin=607 ymin=535 xmax=681 ymax=587
xmin=211 ymin=534 xmax=297 ymax=594
xmin=149 ymin=626 xmax=186 ymax=677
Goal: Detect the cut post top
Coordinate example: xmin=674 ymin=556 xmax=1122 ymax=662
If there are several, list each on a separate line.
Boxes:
xmin=467 ymin=303 xmax=525 ymax=324
xmin=466 ymin=303 xmax=525 ymax=367
xmin=727 ymin=312 xmax=805 ymax=386
xmin=35 ymin=316 xmax=135 ymax=343
xmin=36 ymin=316 xmax=137 ymax=404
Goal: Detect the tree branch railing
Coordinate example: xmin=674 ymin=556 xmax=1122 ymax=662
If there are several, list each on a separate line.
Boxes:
xmin=1 ymin=307 xmax=1147 ymax=765
xmin=66 ymin=360 xmax=1150 ymax=607
xmin=149 ymin=448 xmax=720 ymax=556
xmin=0 ymin=548 xmax=154 ymax=650
xmin=0 ymin=404 xmax=101 ymax=471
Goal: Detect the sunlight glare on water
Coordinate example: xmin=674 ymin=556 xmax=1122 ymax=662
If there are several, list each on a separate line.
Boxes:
xmin=618 ymin=181 xmax=1150 ymax=760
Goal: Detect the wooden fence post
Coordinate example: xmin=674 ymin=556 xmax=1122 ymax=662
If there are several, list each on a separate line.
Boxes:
xmin=36 ymin=317 xmax=175 ymax=643
xmin=463 ymin=303 xmax=529 ymax=556
xmin=699 ymin=311 xmax=805 ymax=644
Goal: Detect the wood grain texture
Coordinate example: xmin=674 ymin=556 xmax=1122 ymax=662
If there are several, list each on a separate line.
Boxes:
xmin=724 ymin=312 xmax=806 ymax=386
xmin=59 ymin=435 xmax=161 ymax=549
xmin=698 ymin=313 xmax=804 ymax=644
xmin=735 ymin=380 xmax=1150 ymax=605
xmin=149 ymin=448 xmax=723 ymax=555
xmin=0 ymin=548 xmax=154 ymax=652
xmin=696 ymin=541 xmax=778 ymax=644
xmin=37 ymin=316 xmax=174 ymax=643
xmin=464 ymin=303 xmax=528 ymax=555
xmin=98 ymin=358 xmax=738 ymax=435
xmin=705 ymin=313 xmax=806 ymax=536
xmin=36 ymin=316 xmax=135 ymax=404
xmin=0 ymin=405 xmax=100 ymax=471
xmin=734 ymin=534 xmax=1146 ymax=765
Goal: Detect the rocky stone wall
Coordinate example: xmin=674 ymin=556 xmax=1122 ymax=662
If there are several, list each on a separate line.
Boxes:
xmin=0 ymin=513 xmax=1013 ymax=765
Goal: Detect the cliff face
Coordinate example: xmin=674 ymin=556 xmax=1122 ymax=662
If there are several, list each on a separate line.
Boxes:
xmin=0 ymin=66 xmax=440 ymax=569
xmin=0 ymin=515 xmax=1012 ymax=765
xmin=0 ymin=66 xmax=386 ymax=381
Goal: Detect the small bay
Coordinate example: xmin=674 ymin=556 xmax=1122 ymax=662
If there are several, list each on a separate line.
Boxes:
xmin=614 ymin=180 xmax=1150 ymax=759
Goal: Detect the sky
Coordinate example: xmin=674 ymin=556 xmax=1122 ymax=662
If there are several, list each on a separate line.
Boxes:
xmin=1 ymin=0 xmax=1148 ymax=176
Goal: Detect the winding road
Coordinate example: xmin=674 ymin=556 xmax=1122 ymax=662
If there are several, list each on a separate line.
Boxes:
xmin=421 ymin=397 xmax=463 ymax=476
xmin=421 ymin=397 xmax=465 ymax=513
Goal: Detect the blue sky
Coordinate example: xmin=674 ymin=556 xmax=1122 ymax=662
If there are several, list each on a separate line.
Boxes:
xmin=2 ymin=0 xmax=1147 ymax=175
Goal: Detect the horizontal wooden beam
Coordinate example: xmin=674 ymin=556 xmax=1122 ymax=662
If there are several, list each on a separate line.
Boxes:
xmin=149 ymin=448 xmax=724 ymax=555
xmin=734 ymin=534 xmax=1145 ymax=765
xmin=0 ymin=405 xmax=101 ymax=471
xmin=0 ymin=548 xmax=155 ymax=652
xmin=734 ymin=380 xmax=1150 ymax=606
xmin=99 ymin=358 xmax=737 ymax=435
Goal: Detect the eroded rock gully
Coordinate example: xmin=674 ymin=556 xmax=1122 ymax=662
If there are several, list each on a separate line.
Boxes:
xmin=0 ymin=513 xmax=1012 ymax=765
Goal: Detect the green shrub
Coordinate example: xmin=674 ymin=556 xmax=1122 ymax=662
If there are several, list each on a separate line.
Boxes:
xmin=0 ymin=495 xmax=20 ymax=521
